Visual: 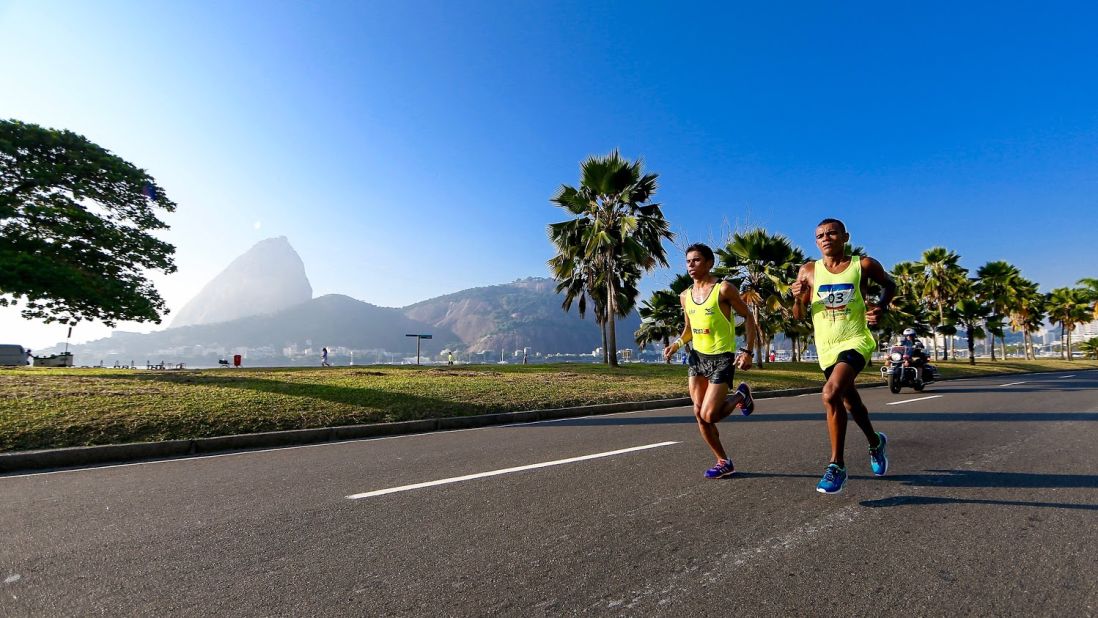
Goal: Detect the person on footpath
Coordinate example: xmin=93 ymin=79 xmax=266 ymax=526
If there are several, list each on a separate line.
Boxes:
xmin=664 ymin=243 xmax=757 ymax=479
xmin=790 ymin=218 xmax=896 ymax=494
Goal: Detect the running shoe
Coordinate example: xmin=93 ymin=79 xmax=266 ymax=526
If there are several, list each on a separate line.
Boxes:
xmin=869 ymin=431 xmax=888 ymax=476
xmin=816 ymin=463 xmax=847 ymax=494
xmin=704 ymin=459 xmax=736 ymax=479
xmin=736 ymin=382 xmax=754 ymax=416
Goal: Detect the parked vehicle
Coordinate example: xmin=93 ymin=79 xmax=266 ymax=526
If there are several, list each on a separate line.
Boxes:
xmin=0 ymin=344 xmax=30 ymax=366
xmin=33 ymin=352 xmax=74 ymax=367
xmin=880 ymin=344 xmax=940 ymax=393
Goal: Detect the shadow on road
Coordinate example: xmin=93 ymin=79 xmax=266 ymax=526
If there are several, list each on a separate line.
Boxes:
xmin=860 ymin=495 xmax=1098 ymax=511
xmin=527 ymin=411 xmax=1098 ymax=427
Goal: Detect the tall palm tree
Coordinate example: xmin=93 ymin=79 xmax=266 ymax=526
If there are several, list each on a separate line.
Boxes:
xmin=920 ymin=247 xmax=967 ymax=360
xmin=715 ymin=228 xmax=801 ymax=367
xmin=1046 ymin=287 xmax=1090 ymax=360
xmin=953 ymin=298 xmax=990 ymax=365
xmin=1007 ymin=278 xmax=1044 ymax=360
xmin=548 ymin=151 xmax=673 ymax=367
xmin=975 ymin=261 xmax=1021 ymax=361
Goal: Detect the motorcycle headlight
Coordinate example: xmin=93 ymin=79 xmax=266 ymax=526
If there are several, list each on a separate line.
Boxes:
xmin=890 ymin=352 xmax=902 ymax=362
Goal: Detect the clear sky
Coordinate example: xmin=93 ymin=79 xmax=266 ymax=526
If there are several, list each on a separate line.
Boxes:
xmin=3 ymin=1 xmax=1097 ymax=350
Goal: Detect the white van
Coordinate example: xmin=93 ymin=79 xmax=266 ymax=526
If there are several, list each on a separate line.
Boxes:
xmin=0 ymin=344 xmax=29 ymax=366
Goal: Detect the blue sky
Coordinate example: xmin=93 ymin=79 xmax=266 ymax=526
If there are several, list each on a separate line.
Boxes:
xmin=3 ymin=1 xmax=1097 ymax=349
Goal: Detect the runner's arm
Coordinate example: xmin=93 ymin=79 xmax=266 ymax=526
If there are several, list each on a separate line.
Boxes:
xmin=663 ymin=293 xmax=693 ymax=361
xmin=721 ymin=283 xmax=756 ymax=370
xmin=862 ymin=256 xmax=896 ymax=326
xmin=791 ymin=262 xmax=814 ymax=320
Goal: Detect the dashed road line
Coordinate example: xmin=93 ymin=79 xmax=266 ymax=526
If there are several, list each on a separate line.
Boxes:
xmin=885 ymin=395 xmax=942 ymax=406
xmin=346 ymin=441 xmax=680 ymax=500
xmin=999 ymin=381 xmax=1027 ymax=387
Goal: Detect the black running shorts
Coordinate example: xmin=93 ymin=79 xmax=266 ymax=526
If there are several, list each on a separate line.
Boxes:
xmin=823 ymin=348 xmax=868 ymax=380
xmin=687 ymin=350 xmax=736 ymax=384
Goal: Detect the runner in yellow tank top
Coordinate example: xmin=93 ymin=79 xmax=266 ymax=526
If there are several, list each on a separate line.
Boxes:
xmin=664 ymin=243 xmax=759 ymax=479
xmin=791 ymin=219 xmax=896 ymax=494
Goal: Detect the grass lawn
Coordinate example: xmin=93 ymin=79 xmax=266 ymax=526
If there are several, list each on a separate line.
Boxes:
xmin=1 ymin=359 xmax=1094 ymax=452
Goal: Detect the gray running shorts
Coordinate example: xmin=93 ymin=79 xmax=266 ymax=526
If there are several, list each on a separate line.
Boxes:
xmin=687 ymin=350 xmax=736 ymax=384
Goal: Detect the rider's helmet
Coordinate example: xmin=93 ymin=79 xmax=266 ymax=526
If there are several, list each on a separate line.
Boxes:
xmin=902 ymin=328 xmax=917 ymax=338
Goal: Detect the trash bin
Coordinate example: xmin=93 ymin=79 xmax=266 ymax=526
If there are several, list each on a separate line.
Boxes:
xmin=233 ymin=354 xmax=242 ymax=367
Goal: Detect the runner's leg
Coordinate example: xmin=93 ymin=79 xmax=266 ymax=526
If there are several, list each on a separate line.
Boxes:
xmin=843 ymin=386 xmax=879 ymax=447
xmin=822 ymin=362 xmax=860 ymax=466
xmin=692 ymin=377 xmax=731 ymax=462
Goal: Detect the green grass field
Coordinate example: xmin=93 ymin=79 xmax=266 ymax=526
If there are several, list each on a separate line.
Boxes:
xmin=1 ymin=359 xmax=1094 ymax=452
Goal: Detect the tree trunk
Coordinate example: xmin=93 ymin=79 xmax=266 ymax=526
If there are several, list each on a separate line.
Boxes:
xmin=752 ymin=304 xmax=765 ymax=368
xmin=600 ymin=319 xmax=609 ymax=364
xmin=1067 ymin=325 xmax=1073 ymax=361
xmin=606 ymin=278 xmax=619 ymax=367
xmin=967 ymin=329 xmax=976 ymax=365
xmin=1000 ymin=336 xmax=1007 ymax=361
xmin=663 ymin=335 xmax=671 ymax=364
xmin=989 ymin=324 xmax=997 ymax=361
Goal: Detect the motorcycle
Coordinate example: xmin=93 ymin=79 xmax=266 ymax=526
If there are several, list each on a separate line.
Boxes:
xmin=880 ymin=345 xmax=940 ymax=393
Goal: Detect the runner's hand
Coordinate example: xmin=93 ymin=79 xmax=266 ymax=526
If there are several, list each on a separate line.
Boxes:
xmin=790 ymin=277 xmax=809 ymax=302
xmin=736 ymin=351 xmax=752 ymax=370
xmin=866 ymin=304 xmax=883 ymax=326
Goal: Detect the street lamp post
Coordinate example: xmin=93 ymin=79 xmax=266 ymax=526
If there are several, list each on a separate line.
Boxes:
xmin=405 ymin=334 xmax=432 ymax=365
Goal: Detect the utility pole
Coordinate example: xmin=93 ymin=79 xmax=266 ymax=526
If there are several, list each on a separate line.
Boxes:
xmin=405 ymin=334 xmax=432 ymax=365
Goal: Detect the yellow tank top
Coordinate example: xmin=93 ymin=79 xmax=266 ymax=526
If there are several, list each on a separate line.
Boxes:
xmin=811 ymin=258 xmax=876 ymax=369
xmin=685 ymin=281 xmax=736 ymax=355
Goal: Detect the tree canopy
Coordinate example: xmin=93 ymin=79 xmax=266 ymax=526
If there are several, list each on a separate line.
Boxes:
xmin=0 ymin=119 xmax=177 ymax=326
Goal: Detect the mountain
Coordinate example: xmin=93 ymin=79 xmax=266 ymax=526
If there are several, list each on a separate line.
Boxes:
xmin=170 ymin=236 xmax=312 ymax=327
xmin=64 ymin=295 xmax=460 ymax=365
xmin=403 ymin=277 xmax=639 ymax=354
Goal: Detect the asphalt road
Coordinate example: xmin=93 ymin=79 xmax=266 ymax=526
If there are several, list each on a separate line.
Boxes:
xmin=2 ymin=370 xmax=1096 ymax=616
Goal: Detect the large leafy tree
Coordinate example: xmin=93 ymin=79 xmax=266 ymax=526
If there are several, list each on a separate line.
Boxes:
xmin=548 ymin=151 xmax=673 ymax=367
xmin=1 ymin=119 xmax=177 ymax=326
xmin=715 ymin=228 xmax=801 ymax=367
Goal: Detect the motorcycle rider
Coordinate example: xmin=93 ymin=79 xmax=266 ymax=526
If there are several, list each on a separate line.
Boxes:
xmin=899 ymin=328 xmax=928 ymax=383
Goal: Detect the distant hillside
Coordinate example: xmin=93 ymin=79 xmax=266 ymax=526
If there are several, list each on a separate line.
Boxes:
xmin=51 ymin=278 xmax=642 ymax=365
xmin=403 ymin=277 xmax=640 ymax=354
xmin=62 ymin=295 xmax=459 ymax=364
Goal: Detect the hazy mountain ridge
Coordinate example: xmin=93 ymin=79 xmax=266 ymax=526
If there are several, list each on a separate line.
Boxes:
xmin=170 ymin=236 xmax=312 ymax=327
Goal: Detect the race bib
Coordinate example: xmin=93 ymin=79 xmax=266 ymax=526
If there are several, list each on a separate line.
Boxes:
xmin=817 ymin=283 xmax=854 ymax=310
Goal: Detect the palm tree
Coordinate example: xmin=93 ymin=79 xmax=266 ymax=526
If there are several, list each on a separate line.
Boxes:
xmin=920 ymin=247 xmax=968 ymax=360
xmin=1046 ymin=287 xmax=1090 ymax=360
xmin=1079 ymin=337 xmax=1098 ymax=360
xmin=1007 ymin=278 xmax=1044 ymax=360
xmin=1078 ymin=277 xmax=1098 ymax=320
xmin=635 ymin=288 xmax=682 ymax=361
xmin=975 ymin=261 xmax=1021 ymax=361
xmin=548 ymin=151 xmax=674 ymax=367
xmin=715 ymin=228 xmax=802 ymax=367
xmin=953 ymin=298 xmax=991 ymax=365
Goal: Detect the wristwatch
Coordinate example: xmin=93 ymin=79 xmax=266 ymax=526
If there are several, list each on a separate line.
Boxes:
xmin=738 ymin=348 xmax=753 ymax=355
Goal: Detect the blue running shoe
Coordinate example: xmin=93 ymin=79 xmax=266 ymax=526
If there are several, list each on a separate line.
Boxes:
xmin=705 ymin=459 xmax=736 ymax=479
xmin=736 ymin=382 xmax=754 ymax=416
xmin=869 ymin=431 xmax=888 ymax=476
xmin=816 ymin=463 xmax=847 ymax=494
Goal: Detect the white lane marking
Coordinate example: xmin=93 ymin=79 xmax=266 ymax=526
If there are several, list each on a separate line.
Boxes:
xmin=998 ymin=381 xmax=1027 ymax=387
xmin=1060 ymin=375 xmax=1076 ymax=379
xmin=885 ymin=395 xmax=942 ymax=406
xmin=346 ymin=441 xmax=679 ymax=500
xmin=0 ymin=408 xmax=668 ymax=479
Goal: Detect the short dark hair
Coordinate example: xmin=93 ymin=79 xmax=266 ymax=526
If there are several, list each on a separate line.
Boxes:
xmin=685 ymin=242 xmax=714 ymax=263
xmin=817 ymin=218 xmax=846 ymax=233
